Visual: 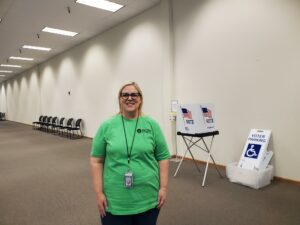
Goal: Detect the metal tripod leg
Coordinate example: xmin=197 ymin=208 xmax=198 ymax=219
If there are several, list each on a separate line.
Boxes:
xmin=174 ymin=136 xmax=203 ymax=176
xmin=201 ymin=136 xmax=222 ymax=186
xmin=173 ymin=148 xmax=188 ymax=176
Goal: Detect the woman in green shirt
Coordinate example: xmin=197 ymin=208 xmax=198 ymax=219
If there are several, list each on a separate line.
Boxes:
xmin=90 ymin=82 xmax=170 ymax=225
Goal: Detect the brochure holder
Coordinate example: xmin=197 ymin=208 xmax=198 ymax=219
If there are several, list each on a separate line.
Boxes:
xmin=174 ymin=130 xmax=223 ymax=187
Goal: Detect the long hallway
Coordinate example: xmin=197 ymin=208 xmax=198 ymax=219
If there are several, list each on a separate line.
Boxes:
xmin=1 ymin=121 xmax=300 ymax=225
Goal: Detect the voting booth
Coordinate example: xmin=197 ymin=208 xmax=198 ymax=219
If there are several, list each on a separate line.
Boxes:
xmin=176 ymin=104 xmax=216 ymax=134
xmin=174 ymin=104 xmax=222 ymax=187
xmin=226 ymin=129 xmax=274 ymax=189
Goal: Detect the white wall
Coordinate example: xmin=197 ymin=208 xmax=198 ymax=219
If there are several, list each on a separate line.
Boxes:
xmin=37 ymin=2 xmax=171 ymax=139
xmin=0 ymin=1 xmax=173 ymax=145
xmin=1 ymin=0 xmax=300 ymax=181
xmin=0 ymin=83 xmax=7 ymax=113
xmin=4 ymin=68 xmax=40 ymax=123
xmin=173 ymin=0 xmax=300 ymax=181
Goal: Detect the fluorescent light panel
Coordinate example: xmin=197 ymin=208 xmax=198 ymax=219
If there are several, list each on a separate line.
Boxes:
xmin=0 ymin=64 xmax=22 ymax=68
xmin=23 ymin=45 xmax=51 ymax=51
xmin=0 ymin=70 xmax=13 ymax=73
xmin=0 ymin=75 xmax=6 ymax=77
xmin=76 ymin=0 xmax=124 ymax=12
xmin=10 ymin=56 xmax=34 ymax=61
xmin=42 ymin=27 xmax=78 ymax=37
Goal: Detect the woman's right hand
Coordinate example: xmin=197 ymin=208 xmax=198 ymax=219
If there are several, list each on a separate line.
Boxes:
xmin=97 ymin=192 xmax=108 ymax=218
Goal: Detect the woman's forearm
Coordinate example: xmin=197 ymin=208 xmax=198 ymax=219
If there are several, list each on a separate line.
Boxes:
xmin=158 ymin=159 xmax=169 ymax=190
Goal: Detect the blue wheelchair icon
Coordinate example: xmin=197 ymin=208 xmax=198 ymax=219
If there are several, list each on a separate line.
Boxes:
xmin=244 ymin=144 xmax=261 ymax=159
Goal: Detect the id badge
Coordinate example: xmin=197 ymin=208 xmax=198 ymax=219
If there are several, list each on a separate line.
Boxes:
xmin=124 ymin=171 xmax=133 ymax=188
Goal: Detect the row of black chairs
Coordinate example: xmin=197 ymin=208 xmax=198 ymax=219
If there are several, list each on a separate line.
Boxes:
xmin=33 ymin=116 xmax=83 ymax=139
xmin=0 ymin=112 xmax=6 ymax=121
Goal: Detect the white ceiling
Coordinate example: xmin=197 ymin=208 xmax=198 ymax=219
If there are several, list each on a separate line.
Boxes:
xmin=0 ymin=0 xmax=161 ymax=82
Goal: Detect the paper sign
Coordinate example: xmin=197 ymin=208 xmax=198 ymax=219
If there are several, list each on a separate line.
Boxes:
xmin=176 ymin=104 xmax=216 ymax=134
xmin=238 ymin=129 xmax=271 ymax=170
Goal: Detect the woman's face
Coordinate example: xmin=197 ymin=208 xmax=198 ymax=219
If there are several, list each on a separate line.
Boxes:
xmin=119 ymin=85 xmax=142 ymax=116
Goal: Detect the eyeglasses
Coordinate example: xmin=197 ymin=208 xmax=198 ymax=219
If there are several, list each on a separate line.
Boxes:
xmin=120 ymin=92 xmax=141 ymax=100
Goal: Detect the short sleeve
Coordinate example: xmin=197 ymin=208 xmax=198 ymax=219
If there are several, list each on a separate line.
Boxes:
xmin=151 ymin=120 xmax=170 ymax=161
xmin=91 ymin=123 xmax=108 ymax=158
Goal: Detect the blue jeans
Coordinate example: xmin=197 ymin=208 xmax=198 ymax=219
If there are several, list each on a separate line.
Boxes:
xmin=101 ymin=207 xmax=160 ymax=225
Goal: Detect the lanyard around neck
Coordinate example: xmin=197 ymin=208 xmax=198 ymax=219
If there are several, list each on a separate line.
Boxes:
xmin=121 ymin=115 xmax=139 ymax=164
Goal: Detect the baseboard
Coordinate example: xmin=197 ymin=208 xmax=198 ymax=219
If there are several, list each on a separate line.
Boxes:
xmin=171 ymin=155 xmax=300 ymax=186
xmin=4 ymin=120 xmax=32 ymax=127
xmin=273 ymin=176 xmax=300 ymax=186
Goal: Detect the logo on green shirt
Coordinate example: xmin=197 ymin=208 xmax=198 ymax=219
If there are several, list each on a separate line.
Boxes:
xmin=137 ymin=128 xmax=151 ymax=134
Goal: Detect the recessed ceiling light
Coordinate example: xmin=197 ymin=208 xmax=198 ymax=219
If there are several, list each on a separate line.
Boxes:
xmin=0 ymin=70 xmax=13 ymax=73
xmin=0 ymin=64 xmax=22 ymax=68
xmin=22 ymin=45 xmax=51 ymax=51
xmin=76 ymin=0 xmax=124 ymax=12
xmin=9 ymin=56 xmax=34 ymax=61
xmin=42 ymin=27 xmax=78 ymax=37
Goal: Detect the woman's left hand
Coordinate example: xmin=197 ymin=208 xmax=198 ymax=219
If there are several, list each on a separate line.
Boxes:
xmin=157 ymin=187 xmax=167 ymax=209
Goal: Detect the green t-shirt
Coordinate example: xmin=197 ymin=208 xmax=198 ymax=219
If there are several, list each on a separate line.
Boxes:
xmin=91 ymin=114 xmax=170 ymax=215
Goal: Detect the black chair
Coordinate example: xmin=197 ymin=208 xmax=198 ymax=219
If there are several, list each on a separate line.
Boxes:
xmin=52 ymin=117 xmax=65 ymax=135
xmin=36 ymin=116 xmax=47 ymax=130
xmin=0 ymin=112 xmax=6 ymax=121
xmin=33 ymin=116 xmax=43 ymax=129
xmin=48 ymin=117 xmax=58 ymax=133
xmin=59 ymin=118 xmax=73 ymax=137
xmin=42 ymin=116 xmax=52 ymax=132
xmin=67 ymin=119 xmax=83 ymax=139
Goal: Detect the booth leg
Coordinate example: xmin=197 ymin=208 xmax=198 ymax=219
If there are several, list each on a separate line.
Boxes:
xmin=174 ymin=150 xmax=188 ymax=177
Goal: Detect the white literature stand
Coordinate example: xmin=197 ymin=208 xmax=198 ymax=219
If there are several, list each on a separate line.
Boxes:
xmin=226 ymin=129 xmax=274 ymax=189
xmin=238 ymin=129 xmax=271 ymax=170
xmin=174 ymin=104 xmax=223 ymax=187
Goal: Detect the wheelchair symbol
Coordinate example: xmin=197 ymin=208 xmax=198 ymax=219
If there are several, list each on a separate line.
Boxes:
xmin=246 ymin=145 xmax=258 ymax=158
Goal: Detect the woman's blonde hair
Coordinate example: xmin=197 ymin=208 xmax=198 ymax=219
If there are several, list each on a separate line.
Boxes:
xmin=118 ymin=82 xmax=143 ymax=115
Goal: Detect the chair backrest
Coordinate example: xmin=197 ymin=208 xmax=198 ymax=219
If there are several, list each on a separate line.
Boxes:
xmin=47 ymin=116 xmax=52 ymax=123
xmin=51 ymin=117 xmax=57 ymax=124
xmin=75 ymin=119 xmax=82 ymax=127
xmin=66 ymin=118 xmax=74 ymax=127
xmin=38 ymin=115 xmax=43 ymax=121
xmin=59 ymin=117 xmax=65 ymax=125
xmin=43 ymin=116 xmax=48 ymax=122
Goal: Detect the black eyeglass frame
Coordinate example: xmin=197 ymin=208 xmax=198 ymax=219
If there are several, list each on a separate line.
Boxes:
xmin=120 ymin=92 xmax=141 ymax=100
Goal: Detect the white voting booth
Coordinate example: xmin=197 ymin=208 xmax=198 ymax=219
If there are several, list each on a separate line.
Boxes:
xmin=176 ymin=104 xmax=216 ymax=134
xmin=174 ymin=104 xmax=222 ymax=187
xmin=226 ymin=129 xmax=274 ymax=189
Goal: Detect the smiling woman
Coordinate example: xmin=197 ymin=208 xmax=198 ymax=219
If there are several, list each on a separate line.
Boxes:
xmin=118 ymin=82 xmax=143 ymax=119
xmin=90 ymin=81 xmax=170 ymax=225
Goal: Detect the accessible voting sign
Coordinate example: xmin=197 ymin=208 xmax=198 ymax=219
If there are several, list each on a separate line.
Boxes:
xmin=176 ymin=104 xmax=216 ymax=134
xmin=238 ymin=129 xmax=271 ymax=170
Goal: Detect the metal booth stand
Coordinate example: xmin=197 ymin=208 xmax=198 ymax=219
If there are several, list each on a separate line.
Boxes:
xmin=173 ymin=130 xmax=223 ymax=187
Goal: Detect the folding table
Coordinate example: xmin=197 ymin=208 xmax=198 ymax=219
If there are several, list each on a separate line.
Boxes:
xmin=173 ymin=130 xmax=223 ymax=186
